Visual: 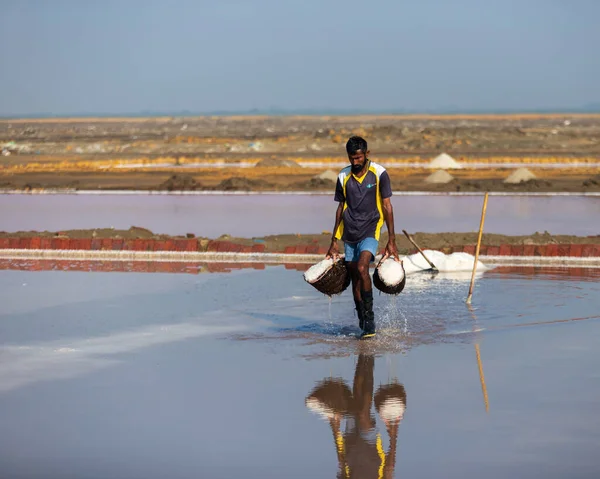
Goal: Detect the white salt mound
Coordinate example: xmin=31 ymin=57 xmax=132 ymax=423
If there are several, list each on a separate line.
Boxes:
xmin=401 ymin=250 xmax=490 ymax=275
xmin=378 ymin=398 xmax=406 ymax=422
xmin=315 ymin=170 xmax=338 ymax=182
xmin=504 ymin=168 xmax=537 ymax=184
xmin=377 ymin=258 xmax=405 ymax=286
xmin=303 ymin=257 xmax=334 ymax=283
xmin=428 ymin=153 xmax=463 ymax=169
xmin=425 ymin=169 xmax=454 ymax=184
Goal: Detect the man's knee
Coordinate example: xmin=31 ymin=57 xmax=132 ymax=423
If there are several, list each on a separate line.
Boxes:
xmin=357 ymin=262 xmax=369 ymax=277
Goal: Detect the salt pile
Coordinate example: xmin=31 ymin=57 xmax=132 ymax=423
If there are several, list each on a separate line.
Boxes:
xmin=303 ymin=257 xmax=334 ymax=283
xmin=400 ymin=250 xmax=490 ymax=275
xmin=425 ymin=170 xmax=454 ymax=184
xmin=377 ymin=257 xmax=405 ymax=286
xmin=504 ymin=167 xmax=536 ymax=184
xmin=428 ymin=153 xmax=463 ymax=169
xmin=314 ymin=170 xmax=338 ymax=183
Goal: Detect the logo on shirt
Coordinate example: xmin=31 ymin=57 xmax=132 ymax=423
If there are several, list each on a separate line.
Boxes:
xmin=365 ymin=183 xmax=376 ymax=188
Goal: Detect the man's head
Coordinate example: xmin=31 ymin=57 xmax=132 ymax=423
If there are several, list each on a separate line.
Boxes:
xmin=346 ymin=136 xmax=369 ymax=174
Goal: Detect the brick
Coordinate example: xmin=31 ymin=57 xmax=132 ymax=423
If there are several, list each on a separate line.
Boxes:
xmin=0 ymin=238 xmax=9 ymax=249
xmin=19 ymin=238 xmax=32 ymax=249
xmin=284 ymin=246 xmax=295 ymax=254
xmin=134 ymin=238 xmax=149 ymax=251
xmin=487 ymin=245 xmax=499 ymax=256
xmin=581 ymin=244 xmax=596 ymax=257
xmin=569 ymin=244 xmax=582 ymax=257
xmin=510 ymin=245 xmax=522 ymax=256
xmin=306 ymin=245 xmax=319 ymax=254
xmin=30 ymin=237 xmax=42 ymax=249
xmin=295 ymin=245 xmax=308 ymax=254
xmin=8 ymin=238 xmax=20 ymax=249
xmin=594 ymin=245 xmax=600 ymax=257
xmin=185 ymin=239 xmax=197 ymax=252
xmin=477 ymin=245 xmax=488 ymax=256
xmin=463 ymin=245 xmax=476 ymax=255
xmin=522 ymin=245 xmax=535 ymax=256
xmin=317 ymin=246 xmax=328 ymax=255
xmin=101 ymin=238 xmax=112 ymax=250
xmin=215 ymin=241 xmax=229 ymax=253
xmin=499 ymin=244 xmax=511 ymax=256
xmin=546 ymin=244 xmax=559 ymax=257
xmin=206 ymin=241 xmax=219 ymax=252
xmin=534 ymin=245 xmax=547 ymax=256
xmin=557 ymin=244 xmax=571 ymax=257
xmin=251 ymin=244 xmax=266 ymax=253
xmin=153 ymin=240 xmax=166 ymax=251
xmin=52 ymin=238 xmax=69 ymax=250
xmin=164 ymin=239 xmax=175 ymax=251
xmin=112 ymin=239 xmax=124 ymax=250
xmin=91 ymin=238 xmax=102 ymax=250
xmin=252 ymin=263 xmax=266 ymax=270
xmin=68 ymin=239 xmax=79 ymax=250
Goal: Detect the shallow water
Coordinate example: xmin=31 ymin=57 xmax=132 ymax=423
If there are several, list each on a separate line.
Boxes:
xmin=1 ymin=265 xmax=599 ymax=478
xmin=2 ymin=194 xmax=600 ymax=236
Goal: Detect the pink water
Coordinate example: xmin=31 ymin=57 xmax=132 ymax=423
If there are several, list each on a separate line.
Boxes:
xmin=1 ymin=194 xmax=600 ymax=237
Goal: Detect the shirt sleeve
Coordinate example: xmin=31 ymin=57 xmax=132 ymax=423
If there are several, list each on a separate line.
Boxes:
xmin=379 ymin=170 xmax=392 ymax=199
xmin=334 ymin=177 xmax=345 ymax=202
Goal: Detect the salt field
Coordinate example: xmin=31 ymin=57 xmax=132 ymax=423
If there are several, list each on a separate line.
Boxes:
xmin=2 ymin=194 xmax=600 ymax=237
xmin=1 ymin=262 xmax=599 ymax=478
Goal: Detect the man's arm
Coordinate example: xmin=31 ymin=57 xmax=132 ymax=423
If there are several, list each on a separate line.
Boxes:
xmin=382 ymin=197 xmax=400 ymax=260
xmin=379 ymin=170 xmax=400 ymax=261
xmin=326 ymin=201 xmax=344 ymax=260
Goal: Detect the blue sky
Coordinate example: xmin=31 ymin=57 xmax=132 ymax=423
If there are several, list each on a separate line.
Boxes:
xmin=0 ymin=0 xmax=598 ymax=115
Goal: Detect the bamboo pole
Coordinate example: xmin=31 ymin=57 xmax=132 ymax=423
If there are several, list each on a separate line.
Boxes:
xmin=466 ymin=192 xmax=489 ymax=304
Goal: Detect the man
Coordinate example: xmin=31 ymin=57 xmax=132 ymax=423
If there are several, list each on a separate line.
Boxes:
xmin=326 ymin=136 xmax=400 ymax=339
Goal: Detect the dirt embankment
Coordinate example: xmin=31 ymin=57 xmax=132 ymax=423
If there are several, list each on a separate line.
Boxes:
xmin=2 ymin=228 xmax=600 ymax=252
xmin=2 ymin=114 xmax=600 ymax=193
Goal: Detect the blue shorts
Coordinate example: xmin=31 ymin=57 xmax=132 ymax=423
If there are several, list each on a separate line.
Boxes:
xmin=344 ymin=237 xmax=379 ymax=263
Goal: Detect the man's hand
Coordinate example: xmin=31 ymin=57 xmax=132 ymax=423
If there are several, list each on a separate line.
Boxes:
xmin=384 ymin=239 xmax=401 ymax=262
xmin=326 ymin=240 xmax=340 ymax=261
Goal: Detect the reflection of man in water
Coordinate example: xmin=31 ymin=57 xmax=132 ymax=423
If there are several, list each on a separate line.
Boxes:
xmin=305 ymin=354 xmax=407 ymax=479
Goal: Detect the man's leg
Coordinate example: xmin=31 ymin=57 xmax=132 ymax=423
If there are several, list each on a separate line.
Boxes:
xmin=344 ymin=242 xmax=365 ymax=329
xmin=348 ymin=263 xmax=365 ymax=329
xmin=356 ymin=238 xmax=379 ymax=338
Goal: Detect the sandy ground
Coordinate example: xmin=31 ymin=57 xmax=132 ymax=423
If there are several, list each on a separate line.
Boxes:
xmin=2 ymin=114 xmax=600 ymax=193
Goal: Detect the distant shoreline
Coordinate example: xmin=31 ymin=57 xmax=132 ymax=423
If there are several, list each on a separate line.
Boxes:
xmin=2 ymin=110 xmax=600 ymax=121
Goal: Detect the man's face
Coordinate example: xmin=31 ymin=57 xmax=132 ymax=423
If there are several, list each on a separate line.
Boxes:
xmin=348 ymin=149 xmax=369 ymax=173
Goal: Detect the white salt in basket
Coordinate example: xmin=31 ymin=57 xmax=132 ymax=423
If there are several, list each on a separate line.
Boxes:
xmin=303 ymin=257 xmax=351 ymax=296
xmin=373 ymin=257 xmax=406 ymax=295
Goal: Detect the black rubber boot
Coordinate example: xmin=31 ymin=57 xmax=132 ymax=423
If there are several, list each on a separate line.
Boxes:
xmin=360 ymin=289 xmax=376 ymax=339
xmin=355 ymin=299 xmax=365 ymax=331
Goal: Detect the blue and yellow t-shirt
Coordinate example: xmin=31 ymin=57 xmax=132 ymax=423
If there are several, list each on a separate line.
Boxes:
xmin=334 ymin=161 xmax=393 ymax=244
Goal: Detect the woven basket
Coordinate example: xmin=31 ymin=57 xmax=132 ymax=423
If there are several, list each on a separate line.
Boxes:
xmin=304 ymin=258 xmax=351 ymax=296
xmin=373 ymin=260 xmax=406 ymax=295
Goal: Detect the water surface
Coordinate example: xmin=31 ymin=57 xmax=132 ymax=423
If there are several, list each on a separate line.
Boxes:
xmin=0 ymin=265 xmax=599 ymax=478
xmin=2 ymin=194 xmax=600 ymax=236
